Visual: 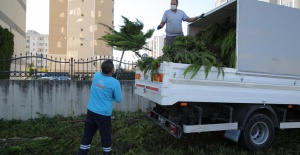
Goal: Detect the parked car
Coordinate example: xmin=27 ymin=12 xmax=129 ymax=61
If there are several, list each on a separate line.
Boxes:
xmin=37 ymin=77 xmax=71 ymax=80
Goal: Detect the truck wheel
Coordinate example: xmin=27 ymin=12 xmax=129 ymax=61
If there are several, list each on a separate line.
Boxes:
xmin=240 ymin=113 xmax=274 ymax=151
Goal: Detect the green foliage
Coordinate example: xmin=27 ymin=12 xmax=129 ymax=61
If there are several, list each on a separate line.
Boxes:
xmin=0 ymin=25 xmax=14 ymax=79
xmin=197 ymin=20 xmax=236 ymax=68
xmin=182 ymin=52 xmax=217 ymax=79
xmin=99 ymin=16 xmax=154 ymax=78
xmin=99 ymin=16 xmax=154 ymax=55
xmin=137 ymin=21 xmax=236 ymax=80
xmin=220 ymin=28 xmax=236 ymax=68
xmin=115 ymin=71 xmax=135 ymax=80
xmin=137 ymin=57 xmax=155 ymax=74
xmin=26 ymin=63 xmax=38 ymax=77
xmin=148 ymin=57 xmax=163 ymax=81
xmin=137 ymin=56 xmax=171 ymax=81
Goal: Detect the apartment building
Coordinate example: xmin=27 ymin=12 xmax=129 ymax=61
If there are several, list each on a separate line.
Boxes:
xmin=49 ymin=0 xmax=114 ymax=60
xmin=215 ymin=0 xmax=300 ymax=8
xmin=215 ymin=0 xmax=230 ymax=7
xmin=26 ymin=30 xmax=49 ymax=69
xmin=145 ymin=34 xmax=165 ymax=59
xmin=259 ymin=0 xmax=300 ymax=7
xmin=0 ymin=0 xmax=26 ymax=56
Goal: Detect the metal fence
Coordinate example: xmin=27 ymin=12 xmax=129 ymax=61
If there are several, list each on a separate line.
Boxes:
xmin=0 ymin=53 xmax=137 ymax=80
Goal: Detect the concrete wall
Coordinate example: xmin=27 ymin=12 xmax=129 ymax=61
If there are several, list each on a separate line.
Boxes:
xmin=0 ymin=80 xmax=152 ymax=120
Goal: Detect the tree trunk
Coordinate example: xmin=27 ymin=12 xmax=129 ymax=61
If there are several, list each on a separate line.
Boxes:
xmin=116 ymin=50 xmax=125 ymax=79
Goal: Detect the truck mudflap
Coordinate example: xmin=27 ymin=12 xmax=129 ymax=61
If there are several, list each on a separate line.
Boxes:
xmin=147 ymin=108 xmax=182 ymax=138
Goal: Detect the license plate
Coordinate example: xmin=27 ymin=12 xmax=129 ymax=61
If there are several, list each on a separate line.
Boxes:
xmin=224 ymin=130 xmax=241 ymax=142
xmin=158 ymin=116 xmax=166 ymax=124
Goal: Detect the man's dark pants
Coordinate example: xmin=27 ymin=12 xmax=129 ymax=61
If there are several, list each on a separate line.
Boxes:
xmin=78 ymin=109 xmax=112 ymax=155
xmin=165 ymin=36 xmax=177 ymax=46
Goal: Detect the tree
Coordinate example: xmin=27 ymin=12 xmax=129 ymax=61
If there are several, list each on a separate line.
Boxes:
xmin=98 ymin=16 xmax=154 ymax=77
xmin=26 ymin=63 xmax=37 ymax=77
xmin=0 ymin=25 xmax=14 ymax=79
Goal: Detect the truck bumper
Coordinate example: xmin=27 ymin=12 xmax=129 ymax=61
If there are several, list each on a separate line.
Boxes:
xmin=147 ymin=108 xmax=182 ymax=138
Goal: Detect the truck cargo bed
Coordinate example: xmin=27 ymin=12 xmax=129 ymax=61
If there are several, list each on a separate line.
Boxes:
xmin=134 ymin=61 xmax=300 ymax=106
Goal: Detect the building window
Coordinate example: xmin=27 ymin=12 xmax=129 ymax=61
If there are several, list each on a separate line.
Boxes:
xmin=33 ymin=43 xmax=35 ymax=46
xmin=81 ymin=43 xmax=83 ymax=46
xmin=81 ymin=29 xmax=83 ymax=31
xmin=81 ymin=14 xmax=84 ymax=17
xmin=82 ymin=0 xmax=84 ymax=2
xmin=220 ymin=0 xmax=228 ymax=5
xmin=283 ymin=1 xmax=293 ymax=7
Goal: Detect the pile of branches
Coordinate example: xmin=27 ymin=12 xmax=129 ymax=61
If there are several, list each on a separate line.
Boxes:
xmin=137 ymin=21 xmax=236 ymax=80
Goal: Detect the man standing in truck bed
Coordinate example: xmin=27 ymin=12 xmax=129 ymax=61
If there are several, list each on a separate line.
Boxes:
xmin=157 ymin=0 xmax=205 ymax=46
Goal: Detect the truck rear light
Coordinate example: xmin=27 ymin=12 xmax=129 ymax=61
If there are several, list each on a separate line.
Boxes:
xmin=147 ymin=111 xmax=153 ymax=117
xmin=169 ymin=124 xmax=177 ymax=134
xmin=153 ymin=73 xmax=163 ymax=82
xmin=180 ymin=102 xmax=188 ymax=106
xmin=288 ymin=105 xmax=293 ymax=108
xmin=135 ymin=74 xmax=141 ymax=80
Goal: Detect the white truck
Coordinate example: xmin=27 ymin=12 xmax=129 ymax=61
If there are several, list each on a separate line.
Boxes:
xmin=134 ymin=0 xmax=300 ymax=151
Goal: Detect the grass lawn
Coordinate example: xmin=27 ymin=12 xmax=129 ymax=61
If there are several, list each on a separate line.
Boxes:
xmin=1 ymin=111 xmax=300 ymax=155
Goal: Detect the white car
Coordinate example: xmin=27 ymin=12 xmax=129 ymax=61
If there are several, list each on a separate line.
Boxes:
xmin=37 ymin=77 xmax=71 ymax=80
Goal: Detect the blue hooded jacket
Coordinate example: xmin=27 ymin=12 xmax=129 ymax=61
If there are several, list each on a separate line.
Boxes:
xmin=87 ymin=72 xmax=122 ymax=116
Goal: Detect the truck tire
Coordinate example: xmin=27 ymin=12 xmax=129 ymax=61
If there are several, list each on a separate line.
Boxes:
xmin=240 ymin=113 xmax=275 ymax=151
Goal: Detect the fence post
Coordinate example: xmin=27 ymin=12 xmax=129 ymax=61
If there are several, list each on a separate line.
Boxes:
xmin=70 ymin=58 xmax=73 ymax=80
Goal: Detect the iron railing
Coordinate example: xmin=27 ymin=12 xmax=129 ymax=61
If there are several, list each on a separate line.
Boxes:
xmin=0 ymin=53 xmax=137 ymax=80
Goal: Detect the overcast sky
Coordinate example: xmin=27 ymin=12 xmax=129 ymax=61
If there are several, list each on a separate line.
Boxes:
xmin=26 ymin=0 xmax=216 ymax=60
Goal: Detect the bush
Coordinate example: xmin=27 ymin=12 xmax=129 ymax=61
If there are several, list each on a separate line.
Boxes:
xmin=116 ymin=72 xmax=135 ymax=80
xmin=0 ymin=25 xmax=14 ymax=79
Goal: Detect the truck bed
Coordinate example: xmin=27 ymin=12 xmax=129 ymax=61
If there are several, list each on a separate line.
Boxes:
xmin=134 ymin=61 xmax=300 ymax=106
